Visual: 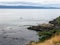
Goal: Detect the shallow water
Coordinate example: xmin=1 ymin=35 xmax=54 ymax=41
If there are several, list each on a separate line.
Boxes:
xmin=0 ymin=25 xmax=39 ymax=45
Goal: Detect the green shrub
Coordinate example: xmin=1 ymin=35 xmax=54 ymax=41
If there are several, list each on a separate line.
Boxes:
xmin=37 ymin=29 xmax=60 ymax=42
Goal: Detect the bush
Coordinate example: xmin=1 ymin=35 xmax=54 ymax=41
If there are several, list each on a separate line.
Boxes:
xmin=37 ymin=29 xmax=60 ymax=42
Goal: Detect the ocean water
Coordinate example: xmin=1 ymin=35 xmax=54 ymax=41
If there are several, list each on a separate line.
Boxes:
xmin=0 ymin=9 xmax=60 ymax=25
xmin=0 ymin=9 xmax=60 ymax=45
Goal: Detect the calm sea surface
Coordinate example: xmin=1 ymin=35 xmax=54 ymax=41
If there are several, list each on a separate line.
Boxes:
xmin=0 ymin=9 xmax=60 ymax=45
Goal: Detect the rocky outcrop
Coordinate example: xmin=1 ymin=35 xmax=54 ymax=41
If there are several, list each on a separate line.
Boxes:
xmin=27 ymin=16 xmax=60 ymax=31
xmin=49 ymin=19 xmax=58 ymax=25
xmin=27 ymin=23 xmax=54 ymax=31
xmin=49 ymin=16 xmax=60 ymax=29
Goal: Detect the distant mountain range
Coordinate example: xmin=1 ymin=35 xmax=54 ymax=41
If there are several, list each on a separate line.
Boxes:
xmin=0 ymin=2 xmax=60 ymax=9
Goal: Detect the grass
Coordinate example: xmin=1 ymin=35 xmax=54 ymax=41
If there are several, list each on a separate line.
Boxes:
xmin=38 ymin=29 xmax=60 ymax=42
xmin=26 ymin=30 xmax=60 ymax=45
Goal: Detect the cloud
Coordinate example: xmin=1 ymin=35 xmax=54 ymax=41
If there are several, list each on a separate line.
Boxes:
xmin=0 ymin=2 xmax=41 ymax=6
xmin=0 ymin=1 xmax=60 ymax=8
xmin=0 ymin=0 xmax=60 ymax=4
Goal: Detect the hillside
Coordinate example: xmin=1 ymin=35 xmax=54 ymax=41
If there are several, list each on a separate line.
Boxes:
xmin=27 ymin=16 xmax=60 ymax=45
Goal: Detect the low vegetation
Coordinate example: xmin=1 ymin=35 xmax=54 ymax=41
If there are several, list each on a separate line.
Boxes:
xmin=26 ymin=16 xmax=60 ymax=45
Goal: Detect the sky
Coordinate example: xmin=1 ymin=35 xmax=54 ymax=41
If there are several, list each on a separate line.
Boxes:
xmin=0 ymin=0 xmax=60 ymax=4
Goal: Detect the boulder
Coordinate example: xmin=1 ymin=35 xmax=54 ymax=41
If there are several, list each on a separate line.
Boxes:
xmin=49 ymin=16 xmax=60 ymax=26
xmin=49 ymin=19 xmax=58 ymax=25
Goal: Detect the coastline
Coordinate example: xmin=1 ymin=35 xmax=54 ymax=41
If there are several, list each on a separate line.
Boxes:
xmin=27 ymin=16 xmax=60 ymax=45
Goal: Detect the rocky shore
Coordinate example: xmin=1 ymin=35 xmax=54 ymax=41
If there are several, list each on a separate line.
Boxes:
xmin=27 ymin=16 xmax=60 ymax=31
xmin=27 ymin=16 xmax=60 ymax=45
xmin=27 ymin=23 xmax=54 ymax=31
